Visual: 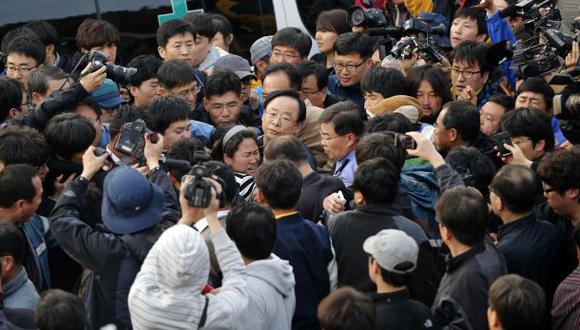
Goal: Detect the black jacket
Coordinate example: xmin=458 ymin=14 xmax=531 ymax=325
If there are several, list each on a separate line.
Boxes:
xmin=372 ymin=289 xmax=439 ymax=330
xmin=432 ymin=244 xmax=506 ymax=330
xmin=3 ymin=83 xmax=89 ymax=131
xmin=328 ymin=204 xmax=441 ymax=306
xmin=48 ymin=169 xmax=179 ymax=329
xmin=296 ymin=171 xmax=351 ymax=223
xmin=497 ymin=213 xmax=562 ymax=298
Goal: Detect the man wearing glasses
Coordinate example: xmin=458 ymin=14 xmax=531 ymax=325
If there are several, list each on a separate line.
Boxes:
xmin=5 ymin=35 xmax=46 ymax=93
xmin=270 ymin=27 xmax=311 ymax=65
xmin=327 ymin=32 xmax=373 ymax=111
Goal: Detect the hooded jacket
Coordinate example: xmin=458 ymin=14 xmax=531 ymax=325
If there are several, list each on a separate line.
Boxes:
xmin=128 ymin=225 xmax=247 ymax=329
xmin=237 ymin=256 xmax=296 ymax=330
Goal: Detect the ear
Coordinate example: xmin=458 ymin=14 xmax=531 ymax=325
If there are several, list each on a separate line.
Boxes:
xmin=482 ymin=71 xmax=490 ymax=85
xmin=226 ymin=34 xmax=234 ymax=45
xmin=45 ymin=44 xmax=55 ymax=56
xmin=293 ymin=121 xmax=304 ymax=135
xmin=448 ymin=128 xmax=458 ymax=142
xmin=129 ymin=86 xmax=139 ymax=98
xmin=8 ymin=108 xmax=20 ymax=119
xmin=321 ymin=87 xmax=328 ymax=100
xmin=490 ymin=192 xmax=503 ymax=213
xmin=476 ymin=34 xmax=488 ymax=43
xmin=439 ymin=224 xmax=451 ymax=242
xmin=31 ymin=92 xmax=43 ymax=106
xmin=534 ymin=139 xmax=546 ymax=154
xmin=158 ymin=87 xmax=170 ymax=96
xmin=567 ymin=188 xmax=580 ymax=201
xmin=487 ymin=308 xmax=500 ymax=330
xmin=256 ymin=188 xmax=266 ymax=204
xmin=223 ymin=153 xmax=233 ymax=167
xmin=346 ymin=133 xmax=357 ymax=149
xmin=354 ymin=191 xmax=365 ymax=206
xmin=158 ymin=46 xmax=167 ymax=60
xmin=203 ymin=97 xmax=210 ymax=110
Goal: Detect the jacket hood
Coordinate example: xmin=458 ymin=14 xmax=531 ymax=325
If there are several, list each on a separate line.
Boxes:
xmin=246 ymin=255 xmax=295 ymax=297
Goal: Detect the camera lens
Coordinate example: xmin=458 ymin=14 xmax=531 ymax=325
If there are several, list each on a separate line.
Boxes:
xmin=349 ymin=8 xmax=366 ymax=27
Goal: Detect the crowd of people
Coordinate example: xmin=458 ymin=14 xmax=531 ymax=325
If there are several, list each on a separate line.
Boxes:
xmin=0 ymin=0 xmax=579 ymax=329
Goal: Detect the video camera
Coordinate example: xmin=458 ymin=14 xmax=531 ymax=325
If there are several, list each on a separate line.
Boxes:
xmin=498 ymin=0 xmax=553 ymax=21
xmin=510 ymin=37 xmax=562 ymax=80
xmin=183 ymin=164 xmax=227 ymax=208
xmin=87 ymin=49 xmax=137 ymax=85
xmin=114 ymin=119 xmax=158 ymax=161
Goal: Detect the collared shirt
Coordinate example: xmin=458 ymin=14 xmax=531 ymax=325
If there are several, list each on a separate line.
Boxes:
xmin=332 ymin=149 xmax=357 ymax=189
xmin=2 ymin=268 xmax=40 ymax=310
xmin=552 ymin=267 xmax=580 ymax=330
xmin=197 ymin=46 xmax=229 ymax=71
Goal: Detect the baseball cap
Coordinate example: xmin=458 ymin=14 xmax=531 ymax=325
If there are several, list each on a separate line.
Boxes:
xmin=90 ymin=79 xmax=125 ymax=109
xmin=214 ymin=54 xmax=255 ymax=80
xmin=250 ymin=35 xmax=273 ymax=65
xmin=101 ymin=166 xmax=164 ymax=234
xmin=363 ymin=229 xmax=418 ymax=274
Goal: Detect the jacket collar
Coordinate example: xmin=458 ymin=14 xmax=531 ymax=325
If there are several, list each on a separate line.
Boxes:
xmin=446 ymin=243 xmax=485 ymax=273
xmin=355 ymin=203 xmax=402 ymax=217
xmin=371 ymin=288 xmax=411 ymax=304
xmin=3 ymin=268 xmax=29 ymax=297
xmin=497 ymin=213 xmax=536 ymax=239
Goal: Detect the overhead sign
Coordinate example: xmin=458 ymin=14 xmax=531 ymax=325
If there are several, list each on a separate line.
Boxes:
xmin=157 ymin=0 xmax=203 ymax=25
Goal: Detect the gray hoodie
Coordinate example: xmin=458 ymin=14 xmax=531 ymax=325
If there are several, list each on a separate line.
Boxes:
xmin=236 ymin=255 xmax=296 ymax=330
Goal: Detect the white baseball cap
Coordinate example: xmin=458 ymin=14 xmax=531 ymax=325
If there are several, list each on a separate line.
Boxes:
xmin=363 ymin=229 xmax=418 ymax=274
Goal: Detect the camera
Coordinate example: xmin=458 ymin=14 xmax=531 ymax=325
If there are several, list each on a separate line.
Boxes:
xmin=511 ymin=37 xmax=562 ymax=80
xmin=347 ymin=6 xmax=387 ymax=28
xmin=88 ymin=49 xmax=137 ymax=85
xmin=394 ymin=133 xmax=417 ymax=150
xmin=492 ymin=131 xmax=513 ymax=158
xmin=114 ymin=119 xmax=158 ymax=160
xmin=553 ymin=94 xmax=580 ymax=120
xmin=184 ymin=164 xmax=226 ymax=208
xmin=499 ymin=0 xmax=552 ymax=20
xmin=390 ymin=37 xmax=447 ymax=63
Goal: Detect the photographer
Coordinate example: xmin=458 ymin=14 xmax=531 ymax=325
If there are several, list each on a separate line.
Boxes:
xmin=48 ymin=133 xmax=177 ymax=329
xmin=128 ymin=172 xmax=248 ymax=329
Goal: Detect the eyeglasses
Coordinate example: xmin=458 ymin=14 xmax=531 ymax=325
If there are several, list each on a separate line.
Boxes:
xmin=265 ymin=109 xmax=294 ymax=125
xmin=271 ymin=51 xmax=301 ymax=60
xmin=333 ymin=60 xmax=367 ymax=73
xmin=319 ymin=130 xmax=342 ymax=141
xmin=301 ymin=89 xmax=320 ymax=96
xmin=542 ymin=185 xmax=562 ymax=194
xmin=451 ymin=68 xmax=482 ymax=79
xmin=6 ymin=65 xmax=37 ymax=74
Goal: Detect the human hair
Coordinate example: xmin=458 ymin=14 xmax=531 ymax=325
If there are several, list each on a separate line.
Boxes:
xmin=74 ymin=97 xmax=102 ymax=119
xmin=446 ymin=146 xmax=496 ymax=197
xmin=361 ymin=67 xmax=409 ymax=97
xmin=0 ymin=77 xmax=23 ymax=122
xmin=317 ymin=286 xmax=375 ymax=330
xmin=501 ymin=107 xmax=555 ymax=152
xmin=451 ymin=40 xmax=491 ymax=74
xmin=156 ymin=19 xmax=194 ymax=48
xmin=212 ymin=13 xmax=234 ymax=39
xmin=75 ymin=18 xmax=120 ymax=50
xmin=490 ymin=165 xmax=538 ymax=213
xmin=157 ymin=59 xmax=198 ymax=90
xmin=226 ymin=202 xmax=276 ymax=260
xmin=263 ymin=89 xmax=307 ymax=123
xmin=0 ymin=27 xmax=35 ymax=55
xmin=0 ymin=126 xmax=49 ymax=168
xmin=263 ymin=63 xmax=302 ymax=90
xmin=333 ymin=32 xmax=373 ymax=59
xmin=23 ymin=20 xmax=60 ymax=48
xmin=44 ymin=113 xmax=96 ymax=160
xmin=453 ymin=7 xmax=488 ymax=37
xmin=355 ymin=132 xmax=406 ymax=170
xmin=487 ymin=94 xmax=515 ymax=111
xmin=204 ymin=160 xmax=239 ymax=206
xmin=516 ymin=77 xmax=555 ymax=110
xmin=376 ymin=260 xmax=413 ymax=287
xmin=316 ymin=9 xmax=350 ymax=34
xmin=109 ymin=104 xmax=152 ymax=141
xmin=264 ymin=135 xmax=308 ymax=164
xmin=442 ymin=100 xmax=480 ymax=144
xmin=319 ymin=101 xmax=365 ymax=139
xmin=184 ymin=13 xmax=217 ymax=39
xmin=296 ymin=60 xmax=328 ymax=91
xmin=147 ymin=96 xmax=190 ymax=134
xmin=165 ymin=138 xmax=204 ymax=182
xmin=272 ymin=27 xmax=312 ymax=58
xmin=435 ymin=187 xmax=489 ymax=246
xmin=0 ymin=164 xmax=38 ymax=208
xmin=6 ymin=35 xmax=46 ymax=66
xmin=127 ymin=54 xmax=163 ymax=88
xmin=366 ymin=113 xmax=415 ymax=134
xmin=255 ymin=159 xmax=303 ymax=209
xmin=35 ymin=289 xmax=87 ymax=330
xmin=27 ymin=65 xmax=69 ymax=97
xmin=488 ymin=275 xmax=545 ymax=330
xmin=204 ymin=69 xmax=241 ymax=99
xmin=211 ymin=126 xmax=257 ymax=162
xmin=538 ymin=146 xmax=580 ymax=193
xmin=406 ymin=65 xmax=453 ymax=105
xmin=353 ymin=158 xmax=400 ymax=205
xmin=0 ymin=223 xmax=26 ymax=264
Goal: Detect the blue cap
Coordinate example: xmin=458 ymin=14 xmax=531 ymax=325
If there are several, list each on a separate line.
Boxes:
xmin=101 ymin=166 xmax=164 ymax=234
xmin=90 ymin=79 xmax=125 ymax=109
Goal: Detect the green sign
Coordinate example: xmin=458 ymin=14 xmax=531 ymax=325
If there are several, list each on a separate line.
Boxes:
xmin=157 ymin=0 xmax=204 ymax=26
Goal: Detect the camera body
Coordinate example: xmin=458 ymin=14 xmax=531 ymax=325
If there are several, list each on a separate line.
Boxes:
xmin=87 ymin=49 xmax=137 ymax=85
xmin=393 ymin=133 xmax=417 ymax=150
xmin=492 ymin=131 xmax=513 ymax=158
xmin=184 ymin=164 xmax=226 ymax=208
xmin=348 ymin=6 xmax=387 ymax=28
xmin=114 ymin=119 xmax=158 ymax=160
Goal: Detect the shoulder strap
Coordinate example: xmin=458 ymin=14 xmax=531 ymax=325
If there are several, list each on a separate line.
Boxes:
xmin=198 ymin=295 xmax=209 ymax=328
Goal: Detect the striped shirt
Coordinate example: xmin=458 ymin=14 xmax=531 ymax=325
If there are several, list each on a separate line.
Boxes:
xmin=235 ymin=172 xmax=256 ymax=201
xmin=552 ymin=267 xmax=580 ymax=330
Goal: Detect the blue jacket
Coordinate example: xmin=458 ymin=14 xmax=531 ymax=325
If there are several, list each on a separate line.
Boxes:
xmin=487 ymin=10 xmax=516 ymax=90
xmin=22 ymin=214 xmax=57 ymax=290
xmin=273 ymin=212 xmax=333 ymax=330
xmin=2 ymin=268 xmax=40 ymax=311
xmin=327 ymin=75 xmax=365 ymax=111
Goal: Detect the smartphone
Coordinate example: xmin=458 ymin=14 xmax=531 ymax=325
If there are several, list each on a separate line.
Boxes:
xmin=394 ymin=133 xmax=417 ymax=150
xmin=492 ymin=131 xmax=513 ymax=158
